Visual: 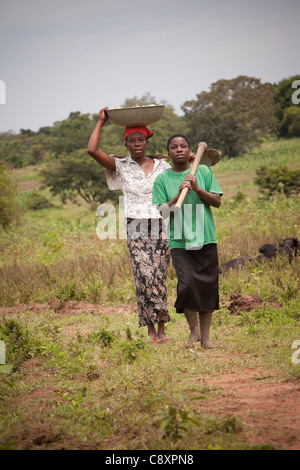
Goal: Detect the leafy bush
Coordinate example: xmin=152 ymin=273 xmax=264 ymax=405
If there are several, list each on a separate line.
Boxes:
xmin=120 ymin=338 xmax=145 ymax=363
xmin=25 ymin=190 xmax=54 ymax=210
xmin=279 ymin=106 xmax=300 ymax=137
xmin=0 ymin=319 xmax=41 ymax=372
xmin=255 ymin=165 xmax=300 ymax=197
xmin=88 ymin=328 xmax=116 ymax=347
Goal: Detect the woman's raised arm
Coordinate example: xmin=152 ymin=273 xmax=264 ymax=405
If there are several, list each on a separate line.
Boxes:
xmin=87 ymin=107 xmax=116 ymax=171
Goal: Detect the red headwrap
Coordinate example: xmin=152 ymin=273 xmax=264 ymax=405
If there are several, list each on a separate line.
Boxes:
xmin=124 ymin=126 xmax=153 ymax=141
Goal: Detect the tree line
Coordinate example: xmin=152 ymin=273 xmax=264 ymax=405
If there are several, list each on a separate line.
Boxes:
xmin=0 ymin=75 xmax=299 ymax=226
xmin=0 ymin=75 xmax=299 ymax=168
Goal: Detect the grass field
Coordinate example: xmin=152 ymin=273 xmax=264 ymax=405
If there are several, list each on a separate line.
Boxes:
xmin=0 ymin=137 xmax=299 ymax=450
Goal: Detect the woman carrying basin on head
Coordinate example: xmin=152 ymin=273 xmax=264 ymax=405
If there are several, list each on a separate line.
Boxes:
xmin=87 ymin=107 xmax=171 ymax=343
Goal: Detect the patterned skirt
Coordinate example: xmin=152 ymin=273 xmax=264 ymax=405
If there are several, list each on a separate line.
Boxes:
xmin=126 ymin=218 xmax=171 ymax=327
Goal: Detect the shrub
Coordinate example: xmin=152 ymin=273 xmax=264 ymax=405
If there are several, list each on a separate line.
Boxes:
xmin=87 ymin=328 xmax=116 ymax=347
xmin=254 ymin=165 xmax=300 ymax=197
xmin=25 ymin=190 xmax=54 ymax=210
xmin=279 ymin=106 xmax=300 ymax=137
xmin=0 ymin=319 xmax=41 ymax=372
xmin=120 ymin=338 xmax=145 ymax=363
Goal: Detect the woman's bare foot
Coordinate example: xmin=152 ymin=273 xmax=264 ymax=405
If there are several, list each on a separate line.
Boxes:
xmin=201 ymin=339 xmax=216 ymax=349
xmin=199 ymin=312 xmax=216 ymax=349
xmin=157 ymin=321 xmax=171 ymax=341
xmin=148 ymin=323 xmax=157 ymax=341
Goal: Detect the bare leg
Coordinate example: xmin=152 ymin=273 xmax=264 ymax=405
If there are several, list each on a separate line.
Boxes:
xmin=147 ymin=323 xmax=157 ymax=340
xmin=199 ymin=311 xmax=215 ymax=349
xmin=184 ymin=308 xmax=200 ymax=348
xmin=157 ymin=321 xmax=169 ymax=341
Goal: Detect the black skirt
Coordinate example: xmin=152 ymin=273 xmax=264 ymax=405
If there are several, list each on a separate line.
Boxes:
xmin=171 ymin=244 xmax=219 ymax=313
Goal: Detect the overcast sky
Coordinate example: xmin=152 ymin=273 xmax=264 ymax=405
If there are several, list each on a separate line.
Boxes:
xmin=0 ymin=0 xmax=299 ymax=133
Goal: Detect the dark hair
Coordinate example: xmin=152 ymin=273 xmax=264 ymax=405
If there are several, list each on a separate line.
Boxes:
xmin=167 ymin=134 xmax=190 ymax=151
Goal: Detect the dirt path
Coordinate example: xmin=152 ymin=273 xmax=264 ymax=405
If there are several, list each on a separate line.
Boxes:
xmin=200 ymin=366 xmax=300 ymax=450
xmin=1 ymin=298 xmax=299 ymax=450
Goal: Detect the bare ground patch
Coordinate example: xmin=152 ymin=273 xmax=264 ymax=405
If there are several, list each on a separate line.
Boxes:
xmin=221 ymin=293 xmax=280 ymax=314
xmin=200 ymin=368 xmax=300 ymax=450
xmin=0 ymin=301 xmax=137 ymax=318
xmin=0 ymin=293 xmax=277 ymax=318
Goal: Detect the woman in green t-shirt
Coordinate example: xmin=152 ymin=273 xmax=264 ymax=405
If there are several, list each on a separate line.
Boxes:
xmin=152 ymin=134 xmax=223 ymax=349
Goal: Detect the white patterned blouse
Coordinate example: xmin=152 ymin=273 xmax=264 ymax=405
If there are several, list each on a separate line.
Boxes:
xmin=105 ymin=156 xmax=171 ymax=219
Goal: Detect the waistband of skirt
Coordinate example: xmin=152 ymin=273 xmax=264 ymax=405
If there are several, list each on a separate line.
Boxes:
xmin=126 ymin=218 xmax=163 ymax=224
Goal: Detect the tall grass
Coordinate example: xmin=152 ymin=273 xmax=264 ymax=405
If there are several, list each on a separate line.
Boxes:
xmin=1 ymin=194 xmax=298 ymax=307
xmin=215 ymin=195 xmax=299 ymax=261
xmin=0 ymin=248 xmax=136 ymax=307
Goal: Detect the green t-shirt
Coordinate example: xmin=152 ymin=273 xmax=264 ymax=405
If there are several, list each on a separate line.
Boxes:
xmin=152 ymin=165 xmax=223 ymax=250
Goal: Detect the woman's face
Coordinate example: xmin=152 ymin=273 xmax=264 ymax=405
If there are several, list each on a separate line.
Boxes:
xmin=168 ymin=137 xmax=190 ymax=165
xmin=125 ymin=132 xmax=147 ymax=158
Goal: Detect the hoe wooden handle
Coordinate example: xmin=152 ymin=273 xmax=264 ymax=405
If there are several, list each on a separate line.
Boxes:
xmin=175 ymin=142 xmax=208 ymax=209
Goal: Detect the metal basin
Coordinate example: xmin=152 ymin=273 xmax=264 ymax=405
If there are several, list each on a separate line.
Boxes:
xmin=106 ymin=105 xmax=165 ymax=127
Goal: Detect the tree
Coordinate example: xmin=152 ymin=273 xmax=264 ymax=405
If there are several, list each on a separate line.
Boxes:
xmin=40 ymin=149 xmax=121 ymax=205
xmin=0 ymin=95 xmax=186 ymax=169
xmin=0 ymin=139 xmax=31 ymax=168
xmin=51 ymin=111 xmax=97 ymax=154
xmin=30 ymin=144 xmax=45 ymax=164
xmin=121 ymin=92 xmax=157 ymax=107
xmin=182 ymin=76 xmax=277 ymax=157
xmin=274 ymin=75 xmax=300 ymax=137
xmin=0 ymin=165 xmax=20 ymax=228
xmin=274 ymin=75 xmax=300 ymax=122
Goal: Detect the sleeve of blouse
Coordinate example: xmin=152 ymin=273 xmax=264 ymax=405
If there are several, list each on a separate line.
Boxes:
xmin=105 ymin=156 xmax=122 ymax=190
xmin=162 ymin=160 xmax=171 ymax=170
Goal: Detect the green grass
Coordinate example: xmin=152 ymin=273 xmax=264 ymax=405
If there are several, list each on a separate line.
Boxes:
xmin=213 ymin=137 xmax=300 ymax=200
xmin=214 ymin=137 xmax=300 ymax=174
xmin=0 ymin=136 xmax=300 ymax=450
